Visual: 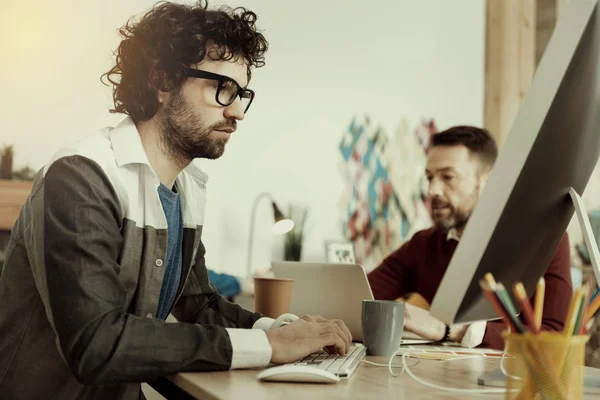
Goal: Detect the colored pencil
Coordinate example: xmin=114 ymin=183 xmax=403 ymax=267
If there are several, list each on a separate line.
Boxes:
xmin=496 ymin=283 xmax=526 ymax=333
xmin=564 ymin=287 xmax=585 ymax=336
xmin=479 ymin=280 xmax=517 ymax=331
xmin=484 ymin=272 xmax=497 ymax=288
xmin=577 ymin=284 xmax=592 ymax=335
xmin=513 ymin=282 xmax=539 ymax=334
xmin=480 ymin=274 xmax=568 ymax=399
xmin=583 ymin=290 xmax=600 ymax=328
xmin=590 ymin=287 xmax=600 ymax=304
xmin=534 ymin=277 xmax=545 ymax=331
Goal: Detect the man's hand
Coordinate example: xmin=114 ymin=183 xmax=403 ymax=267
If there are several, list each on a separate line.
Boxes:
xmin=403 ymin=303 xmax=468 ymax=343
xmin=265 ymin=314 xmax=352 ymax=364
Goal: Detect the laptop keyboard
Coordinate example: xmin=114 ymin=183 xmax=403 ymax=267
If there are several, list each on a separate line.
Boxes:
xmin=286 ymin=343 xmax=366 ymax=378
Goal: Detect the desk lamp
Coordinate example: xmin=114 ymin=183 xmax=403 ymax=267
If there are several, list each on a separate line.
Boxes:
xmin=246 ymin=192 xmax=294 ymax=278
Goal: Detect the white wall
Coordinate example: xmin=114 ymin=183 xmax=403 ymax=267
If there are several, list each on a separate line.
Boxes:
xmin=1 ymin=0 xmax=485 ymax=276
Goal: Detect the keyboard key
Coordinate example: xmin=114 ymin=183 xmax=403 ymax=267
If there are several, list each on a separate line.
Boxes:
xmin=317 ymin=360 xmax=335 ymax=370
xmin=327 ymin=358 xmax=349 ymax=372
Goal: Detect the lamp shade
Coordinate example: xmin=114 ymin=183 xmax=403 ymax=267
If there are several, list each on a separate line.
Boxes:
xmin=271 ymin=202 xmax=294 ymax=234
xmin=247 ymin=192 xmax=295 ymax=278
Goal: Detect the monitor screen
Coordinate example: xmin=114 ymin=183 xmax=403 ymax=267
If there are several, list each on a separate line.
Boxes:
xmin=430 ymin=0 xmax=600 ymax=324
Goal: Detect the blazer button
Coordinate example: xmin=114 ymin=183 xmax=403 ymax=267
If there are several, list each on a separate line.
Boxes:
xmin=146 ymin=313 xmax=153 ymax=319
xmin=155 ymin=259 xmax=163 ymax=267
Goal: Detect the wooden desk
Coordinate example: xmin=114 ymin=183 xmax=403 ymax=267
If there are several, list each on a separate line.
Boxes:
xmin=168 ymin=356 xmax=521 ymax=400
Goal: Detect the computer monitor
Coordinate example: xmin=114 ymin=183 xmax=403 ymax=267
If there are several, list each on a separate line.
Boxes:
xmin=430 ymin=0 xmax=600 ymax=325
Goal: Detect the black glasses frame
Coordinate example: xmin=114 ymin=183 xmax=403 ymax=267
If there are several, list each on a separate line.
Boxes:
xmin=184 ymin=68 xmax=255 ymax=113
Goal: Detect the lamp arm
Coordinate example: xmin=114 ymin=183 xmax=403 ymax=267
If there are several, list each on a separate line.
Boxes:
xmin=246 ymin=192 xmax=275 ymax=278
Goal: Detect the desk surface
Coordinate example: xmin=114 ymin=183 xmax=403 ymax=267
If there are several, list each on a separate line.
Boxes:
xmin=169 ymin=356 xmax=537 ymax=400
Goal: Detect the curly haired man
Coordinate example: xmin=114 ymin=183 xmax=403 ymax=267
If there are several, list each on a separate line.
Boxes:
xmin=0 ymin=2 xmax=351 ymax=399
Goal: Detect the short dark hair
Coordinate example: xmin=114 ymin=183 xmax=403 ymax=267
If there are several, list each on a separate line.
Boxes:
xmin=101 ymin=1 xmax=269 ymax=121
xmin=431 ymin=125 xmax=498 ymax=170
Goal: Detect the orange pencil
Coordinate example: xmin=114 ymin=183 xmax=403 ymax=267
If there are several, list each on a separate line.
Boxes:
xmin=480 ymin=280 xmax=517 ymax=331
xmin=579 ymin=284 xmax=592 ymax=334
xmin=513 ymin=282 xmax=539 ymax=333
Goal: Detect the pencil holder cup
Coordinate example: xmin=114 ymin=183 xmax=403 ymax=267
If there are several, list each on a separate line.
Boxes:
xmin=502 ymin=331 xmax=589 ymax=400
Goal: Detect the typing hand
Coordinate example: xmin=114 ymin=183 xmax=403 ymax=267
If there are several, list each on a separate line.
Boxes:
xmin=403 ymin=302 xmax=446 ymax=341
xmin=265 ymin=314 xmax=352 ymax=364
xmin=403 ymin=303 xmax=468 ymax=343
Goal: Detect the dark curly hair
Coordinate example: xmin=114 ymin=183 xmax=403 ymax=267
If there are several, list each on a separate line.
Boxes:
xmin=432 ymin=125 xmax=498 ymax=170
xmin=101 ymin=1 xmax=269 ymax=121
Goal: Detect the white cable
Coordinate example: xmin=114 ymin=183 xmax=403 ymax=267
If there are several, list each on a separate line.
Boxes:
xmin=361 ymin=360 xmax=404 ymax=368
xmin=500 ymin=344 xmax=521 ymax=381
xmin=399 ymin=352 xmax=512 ymax=393
xmin=360 ymin=357 xmax=420 ymax=377
xmin=380 ymin=350 xmax=520 ymax=394
xmin=361 ymin=345 xmax=521 ymax=394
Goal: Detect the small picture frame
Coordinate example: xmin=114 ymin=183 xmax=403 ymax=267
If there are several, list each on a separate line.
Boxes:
xmin=325 ymin=240 xmax=356 ymax=264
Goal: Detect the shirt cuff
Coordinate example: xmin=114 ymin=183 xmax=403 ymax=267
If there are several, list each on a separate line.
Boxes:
xmin=252 ymin=317 xmax=275 ymax=331
xmin=225 ymin=328 xmax=273 ymax=369
xmin=460 ymin=321 xmax=487 ymax=348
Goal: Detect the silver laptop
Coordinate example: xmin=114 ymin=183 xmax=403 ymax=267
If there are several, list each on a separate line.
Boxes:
xmin=271 ymin=261 xmax=432 ymax=345
xmin=272 ymin=261 xmax=374 ymax=342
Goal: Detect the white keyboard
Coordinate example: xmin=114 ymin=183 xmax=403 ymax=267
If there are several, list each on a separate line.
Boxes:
xmin=285 ymin=343 xmax=366 ymax=378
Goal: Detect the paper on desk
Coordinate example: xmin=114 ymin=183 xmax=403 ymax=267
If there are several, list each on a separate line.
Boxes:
xmin=396 ymin=345 xmax=505 ymax=361
xmin=400 ymin=331 xmax=434 ymax=345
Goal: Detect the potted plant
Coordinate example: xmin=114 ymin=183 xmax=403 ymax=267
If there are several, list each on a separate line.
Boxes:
xmin=283 ymin=205 xmax=308 ymax=261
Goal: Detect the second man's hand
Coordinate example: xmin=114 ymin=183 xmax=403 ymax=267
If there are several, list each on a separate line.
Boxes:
xmin=403 ymin=303 xmax=469 ymax=343
xmin=265 ymin=314 xmax=353 ymax=365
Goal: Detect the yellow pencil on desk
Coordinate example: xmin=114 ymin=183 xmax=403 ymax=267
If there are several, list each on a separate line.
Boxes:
xmin=534 ymin=277 xmax=545 ymax=331
xmin=563 ymin=286 xmax=585 ymax=336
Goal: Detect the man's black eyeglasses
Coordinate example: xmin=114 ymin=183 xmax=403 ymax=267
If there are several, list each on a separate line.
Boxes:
xmin=184 ymin=68 xmax=255 ymax=114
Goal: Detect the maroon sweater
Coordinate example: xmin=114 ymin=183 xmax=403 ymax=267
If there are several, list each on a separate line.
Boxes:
xmin=367 ymin=228 xmax=573 ymax=349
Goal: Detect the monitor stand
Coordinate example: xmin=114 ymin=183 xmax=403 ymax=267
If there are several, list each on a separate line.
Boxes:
xmin=478 ymin=188 xmax=600 ymax=393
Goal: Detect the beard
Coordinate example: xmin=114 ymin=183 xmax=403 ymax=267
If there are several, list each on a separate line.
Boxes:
xmin=158 ymin=88 xmax=236 ymax=165
xmin=430 ymin=189 xmax=479 ymax=233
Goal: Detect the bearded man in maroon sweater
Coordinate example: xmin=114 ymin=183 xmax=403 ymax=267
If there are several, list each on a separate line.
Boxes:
xmin=367 ymin=125 xmax=572 ymax=350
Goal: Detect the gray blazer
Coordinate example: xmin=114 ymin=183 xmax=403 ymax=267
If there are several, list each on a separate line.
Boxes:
xmin=0 ymin=118 xmax=262 ymax=400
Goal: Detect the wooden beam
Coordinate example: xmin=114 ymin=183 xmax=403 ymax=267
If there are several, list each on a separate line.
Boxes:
xmin=484 ymin=0 xmax=536 ymax=147
xmin=536 ymin=0 xmax=559 ymax=66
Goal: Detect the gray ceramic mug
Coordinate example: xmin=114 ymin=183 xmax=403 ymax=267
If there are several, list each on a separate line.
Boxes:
xmin=362 ymin=300 xmax=405 ymax=356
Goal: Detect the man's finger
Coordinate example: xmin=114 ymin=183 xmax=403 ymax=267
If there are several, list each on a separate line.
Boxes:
xmin=311 ymin=315 xmax=329 ymax=323
xmin=322 ymin=332 xmax=347 ymax=355
xmin=318 ymin=323 xmax=349 ymax=353
xmin=311 ymin=316 xmax=351 ymax=342
xmin=332 ymin=319 xmax=352 ymax=345
xmin=325 ymin=319 xmax=351 ymax=349
xmin=301 ymin=314 xmax=316 ymax=323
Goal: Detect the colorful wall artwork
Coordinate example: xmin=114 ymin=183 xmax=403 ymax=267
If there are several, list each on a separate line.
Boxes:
xmin=338 ymin=115 xmax=437 ymax=270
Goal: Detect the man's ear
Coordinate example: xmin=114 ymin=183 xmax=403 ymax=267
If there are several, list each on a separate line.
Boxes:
xmin=478 ymin=169 xmax=491 ymax=194
xmin=149 ymin=69 xmax=168 ymax=104
xmin=157 ymin=88 xmax=167 ymax=105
